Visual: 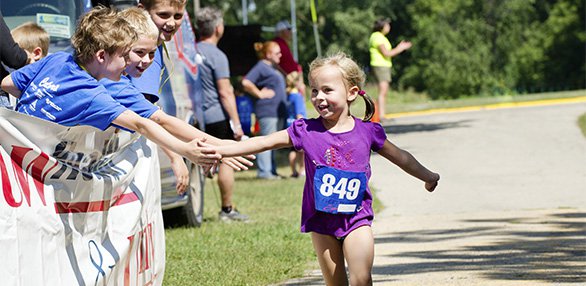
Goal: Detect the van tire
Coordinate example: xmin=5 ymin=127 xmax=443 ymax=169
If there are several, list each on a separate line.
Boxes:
xmin=182 ymin=162 xmax=205 ymax=227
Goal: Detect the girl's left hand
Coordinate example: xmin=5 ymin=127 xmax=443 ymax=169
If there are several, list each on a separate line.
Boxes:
xmin=425 ymin=173 xmax=440 ymax=192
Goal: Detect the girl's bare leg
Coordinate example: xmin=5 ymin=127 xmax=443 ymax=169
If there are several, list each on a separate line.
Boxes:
xmin=343 ymin=226 xmax=374 ymax=286
xmin=377 ymin=80 xmax=389 ymax=119
xmin=311 ymin=232 xmax=348 ymax=286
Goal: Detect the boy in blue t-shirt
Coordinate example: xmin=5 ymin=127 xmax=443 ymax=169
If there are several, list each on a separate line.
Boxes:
xmin=99 ymin=7 xmax=251 ymax=192
xmin=285 ymin=71 xmax=307 ymax=177
xmin=0 ymin=6 xmax=220 ymax=167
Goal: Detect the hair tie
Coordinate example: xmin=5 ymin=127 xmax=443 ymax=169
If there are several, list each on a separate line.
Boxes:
xmin=358 ymin=90 xmax=366 ymax=96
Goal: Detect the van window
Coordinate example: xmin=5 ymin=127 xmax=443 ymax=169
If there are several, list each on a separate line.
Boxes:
xmin=1 ymin=0 xmax=85 ymax=51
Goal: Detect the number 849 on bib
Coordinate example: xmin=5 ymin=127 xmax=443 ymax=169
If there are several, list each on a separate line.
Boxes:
xmin=313 ymin=166 xmax=368 ymax=214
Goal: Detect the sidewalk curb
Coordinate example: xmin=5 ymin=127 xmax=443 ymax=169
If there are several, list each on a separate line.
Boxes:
xmin=386 ymin=96 xmax=586 ymax=119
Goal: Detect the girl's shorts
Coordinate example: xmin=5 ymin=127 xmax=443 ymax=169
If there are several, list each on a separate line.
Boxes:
xmin=372 ymin=66 xmax=392 ymax=83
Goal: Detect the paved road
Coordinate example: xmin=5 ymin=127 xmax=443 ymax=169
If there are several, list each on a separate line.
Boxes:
xmin=280 ymin=101 xmax=586 ymax=285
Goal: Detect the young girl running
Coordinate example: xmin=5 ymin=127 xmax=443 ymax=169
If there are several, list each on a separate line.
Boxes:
xmin=210 ymin=52 xmax=440 ymax=285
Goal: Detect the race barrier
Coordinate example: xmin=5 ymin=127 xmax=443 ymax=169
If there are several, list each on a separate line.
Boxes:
xmin=0 ymin=108 xmax=165 ymax=286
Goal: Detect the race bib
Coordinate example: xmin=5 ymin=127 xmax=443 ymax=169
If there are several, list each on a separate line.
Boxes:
xmin=313 ymin=165 xmax=367 ymax=214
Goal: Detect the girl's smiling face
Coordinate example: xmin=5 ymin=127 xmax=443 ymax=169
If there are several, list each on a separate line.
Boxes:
xmin=125 ymin=37 xmax=158 ymax=78
xmin=309 ymin=65 xmax=358 ymax=121
xmin=147 ymin=3 xmax=185 ymax=42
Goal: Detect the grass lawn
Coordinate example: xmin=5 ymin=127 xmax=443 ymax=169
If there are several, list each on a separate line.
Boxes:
xmin=164 ymin=159 xmax=315 ymax=286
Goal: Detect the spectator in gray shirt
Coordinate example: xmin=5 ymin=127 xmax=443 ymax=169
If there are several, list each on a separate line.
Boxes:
xmin=196 ymin=7 xmax=248 ymax=222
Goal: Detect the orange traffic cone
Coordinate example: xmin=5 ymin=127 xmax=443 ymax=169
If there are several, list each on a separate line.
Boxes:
xmin=371 ymin=102 xmax=380 ymax=123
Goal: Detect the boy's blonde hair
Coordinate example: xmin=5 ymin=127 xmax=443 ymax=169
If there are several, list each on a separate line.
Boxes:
xmin=71 ymin=6 xmax=137 ymax=65
xmin=139 ymin=0 xmax=187 ymax=10
xmin=119 ymin=7 xmax=159 ymax=41
xmin=11 ymin=22 xmax=49 ymax=57
xmin=286 ymin=71 xmax=300 ymax=93
xmin=309 ymin=52 xmax=375 ymax=121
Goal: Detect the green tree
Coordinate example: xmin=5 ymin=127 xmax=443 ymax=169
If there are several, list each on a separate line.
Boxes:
xmin=191 ymin=0 xmax=585 ymax=99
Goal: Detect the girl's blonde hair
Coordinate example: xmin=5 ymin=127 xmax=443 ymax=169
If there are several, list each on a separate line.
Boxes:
xmin=71 ymin=6 xmax=137 ymax=65
xmin=309 ymin=52 xmax=375 ymax=121
xmin=119 ymin=7 xmax=159 ymax=42
xmin=286 ymin=71 xmax=300 ymax=93
xmin=253 ymin=41 xmax=279 ymax=60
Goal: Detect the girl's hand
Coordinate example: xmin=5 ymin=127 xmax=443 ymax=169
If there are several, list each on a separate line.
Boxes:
xmin=184 ymin=138 xmax=221 ymax=166
xmin=221 ymin=156 xmax=255 ymax=171
xmin=171 ymin=158 xmax=189 ymax=195
xmin=197 ymin=140 xmax=255 ymax=171
xmin=425 ymin=173 xmax=440 ymax=192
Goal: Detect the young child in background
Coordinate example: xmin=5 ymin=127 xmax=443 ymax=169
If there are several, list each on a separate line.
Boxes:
xmin=208 ymin=52 xmax=440 ymax=285
xmin=1 ymin=22 xmax=51 ymax=109
xmin=99 ymin=7 xmax=251 ymax=193
xmin=1 ymin=6 xmax=219 ymax=167
xmin=285 ymin=71 xmax=307 ymax=178
xmin=11 ymin=22 xmax=49 ymax=64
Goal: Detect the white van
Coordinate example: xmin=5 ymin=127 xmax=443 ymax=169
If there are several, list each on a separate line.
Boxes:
xmin=1 ymin=0 xmax=206 ymax=226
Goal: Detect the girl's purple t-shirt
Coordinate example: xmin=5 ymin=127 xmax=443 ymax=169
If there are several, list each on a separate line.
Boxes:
xmin=287 ymin=117 xmax=387 ymax=237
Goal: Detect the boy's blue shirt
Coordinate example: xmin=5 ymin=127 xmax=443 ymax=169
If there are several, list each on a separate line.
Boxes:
xmin=286 ymin=92 xmax=307 ymax=127
xmin=99 ymin=75 xmax=160 ymax=132
xmin=100 ymin=75 xmax=159 ymax=119
xmin=11 ymin=52 xmax=127 ymax=130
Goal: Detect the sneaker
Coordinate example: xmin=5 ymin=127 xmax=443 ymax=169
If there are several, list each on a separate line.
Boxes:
xmin=219 ymin=209 xmax=249 ymax=222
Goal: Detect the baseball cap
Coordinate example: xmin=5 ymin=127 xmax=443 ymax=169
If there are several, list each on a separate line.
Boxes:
xmin=275 ymin=20 xmax=292 ymax=32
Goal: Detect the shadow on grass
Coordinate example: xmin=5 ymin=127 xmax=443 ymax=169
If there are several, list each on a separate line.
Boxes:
xmin=373 ymin=211 xmax=586 ymax=283
xmin=382 ymin=119 xmax=473 ymax=134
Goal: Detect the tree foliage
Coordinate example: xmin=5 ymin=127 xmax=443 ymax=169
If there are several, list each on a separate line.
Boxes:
xmin=194 ymin=0 xmax=585 ymax=98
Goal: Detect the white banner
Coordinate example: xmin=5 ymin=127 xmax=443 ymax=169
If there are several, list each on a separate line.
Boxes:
xmin=0 ymin=108 xmax=165 ymax=286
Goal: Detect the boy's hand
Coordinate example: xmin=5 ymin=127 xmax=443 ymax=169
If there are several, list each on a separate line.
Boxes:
xmin=185 ymin=138 xmax=221 ymax=166
xmin=170 ymin=159 xmax=189 ymax=195
xmin=425 ymin=173 xmax=440 ymax=192
xmin=197 ymin=140 xmax=255 ymax=171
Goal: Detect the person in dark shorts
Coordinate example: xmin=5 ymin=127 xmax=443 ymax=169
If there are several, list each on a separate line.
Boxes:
xmin=196 ymin=7 xmax=248 ymax=222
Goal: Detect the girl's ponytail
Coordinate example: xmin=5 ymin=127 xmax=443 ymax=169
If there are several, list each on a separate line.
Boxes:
xmin=358 ymin=90 xmax=375 ymax=122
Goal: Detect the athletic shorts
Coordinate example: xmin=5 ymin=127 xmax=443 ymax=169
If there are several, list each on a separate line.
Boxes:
xmin=372 ymin=66 xmax=392 ymax=83
xmin=205 ymin=120 xmax=234 ymax=140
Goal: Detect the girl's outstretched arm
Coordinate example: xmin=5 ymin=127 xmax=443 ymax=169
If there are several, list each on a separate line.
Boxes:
xmin=214 ymin=130 xmax=292 ymax=157
xmin=377 ymin=140 xmax=440 ymax=192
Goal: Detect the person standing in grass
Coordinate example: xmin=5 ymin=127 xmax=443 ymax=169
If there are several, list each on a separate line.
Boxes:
xmin=196 ymin=7 xmax=249 ymax=222
xmin=241 ymin=41 xmax=288 ymax=180
xmin=285 ymin=71 xmax=306 ymax=178
xmin=369 ymin=17 xmax=412 ymax=122
xmin=208 ymin=52 xmax=440 ymax=285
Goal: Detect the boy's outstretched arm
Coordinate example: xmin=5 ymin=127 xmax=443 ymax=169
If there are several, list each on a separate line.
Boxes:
xmin=113 ymin=110 xmax=221 ymax=166
xmin=149 ymin=109 xmax=253 ymax=170
xmin=212 ymin=130 xmax=292 ymax=157
xmin=1 ymin=75 xmax=22 ymax=97
xmin=377 ymin=140 xmax=440 ymax=192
